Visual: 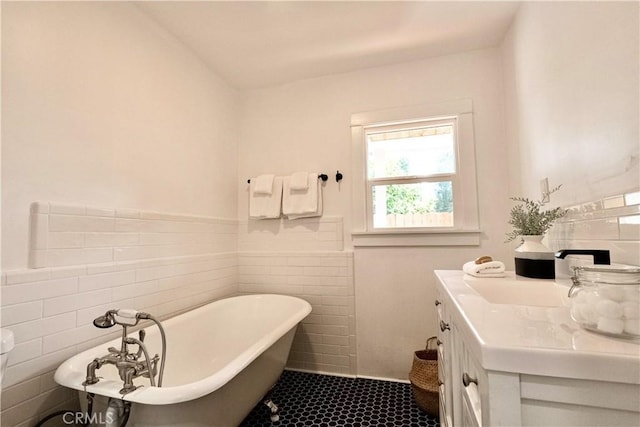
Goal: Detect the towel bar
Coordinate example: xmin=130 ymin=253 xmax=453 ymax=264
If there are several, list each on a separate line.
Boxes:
xmin=248 ymin=174 xmax=328 ymax=184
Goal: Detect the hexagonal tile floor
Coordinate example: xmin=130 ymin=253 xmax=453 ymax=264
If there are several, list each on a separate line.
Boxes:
xmin=241 ymin=370 xmax=439 ymax=427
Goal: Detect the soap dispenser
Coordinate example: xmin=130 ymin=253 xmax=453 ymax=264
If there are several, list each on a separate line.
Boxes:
xmin=1 ymin=328 xmax=15 ymax=384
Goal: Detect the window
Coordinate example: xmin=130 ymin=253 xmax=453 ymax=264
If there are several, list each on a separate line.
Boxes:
xmin=351 ymin=100 xmax=480 ymax=246
xmin=366 ymin=118 xmax=457 ymax=229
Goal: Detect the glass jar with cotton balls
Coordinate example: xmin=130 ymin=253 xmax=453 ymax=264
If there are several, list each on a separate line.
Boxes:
xmin=569 ymin=266 xmax=640 ymax=338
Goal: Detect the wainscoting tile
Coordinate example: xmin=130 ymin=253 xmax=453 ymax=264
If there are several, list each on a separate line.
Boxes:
xmin=6 ymin=338 xmax=42 ymax=368
xmin=5 ymin=269 xmax=51 ymax=285
xmin=1 ymin=301 xmax=43 ymax=327
xmin=1 ymin=277 xmax=78 ymax=305
xmin=619 ymin=215 xmax=640 ymax=240
xmin=47 ymin=232 xmax=84 ymax=249
xmin=49 ymin=203 xmax=85 ymax=215
xmin=29 ymin=214 xmax=48 ymax=250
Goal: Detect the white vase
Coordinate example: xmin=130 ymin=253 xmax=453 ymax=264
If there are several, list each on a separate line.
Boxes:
xmin=514 ymin=235 xmax=555 ymax=279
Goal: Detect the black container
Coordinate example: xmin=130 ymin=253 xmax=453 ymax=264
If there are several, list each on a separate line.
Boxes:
xmin=514 ymin=236 xmax=556 ymax=279
xmin=514 ymin=257 xmax=555 ymax=279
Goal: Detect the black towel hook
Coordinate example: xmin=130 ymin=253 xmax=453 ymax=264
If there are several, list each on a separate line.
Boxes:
xmin=335 ymin=171 xmax=343 ymax=183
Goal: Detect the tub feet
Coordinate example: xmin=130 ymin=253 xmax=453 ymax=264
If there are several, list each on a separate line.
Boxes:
xmin=263 ymin=398 xmax=280 ymax=422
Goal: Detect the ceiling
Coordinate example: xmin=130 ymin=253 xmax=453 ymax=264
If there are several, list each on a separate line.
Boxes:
xmin=136 ymin=1 xmax=520 ymax=90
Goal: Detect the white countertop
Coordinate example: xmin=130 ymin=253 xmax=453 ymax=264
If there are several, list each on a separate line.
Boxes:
xmin=434 ymin=270 xmax=640 ymax=384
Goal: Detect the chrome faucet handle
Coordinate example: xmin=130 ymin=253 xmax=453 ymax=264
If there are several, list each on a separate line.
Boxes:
xmin=123 ymin=337 xmax=142 ymax=360
xmin=142 ymin=355 xmax=160 ymax=379
xmin=129 ymin=330 xmax=147 ymax=360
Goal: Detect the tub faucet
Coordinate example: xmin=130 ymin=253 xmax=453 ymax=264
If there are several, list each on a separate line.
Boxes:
xmin=83 ymin=328 xmax=158 ymax=394
xmin=84 ymin=309 xmax=167 ymax=395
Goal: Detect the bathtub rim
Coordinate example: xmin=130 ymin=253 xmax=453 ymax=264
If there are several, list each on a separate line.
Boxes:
xmin=53 ymin=293 xmax=311 ymax=405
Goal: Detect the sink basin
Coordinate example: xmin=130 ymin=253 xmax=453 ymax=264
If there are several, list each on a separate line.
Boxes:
xmin=464 ymin=277 xmax=570 ymax=307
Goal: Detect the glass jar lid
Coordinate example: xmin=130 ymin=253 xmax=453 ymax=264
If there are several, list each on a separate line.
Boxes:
xmin=573 ymin=265 xmax=640 ymax=285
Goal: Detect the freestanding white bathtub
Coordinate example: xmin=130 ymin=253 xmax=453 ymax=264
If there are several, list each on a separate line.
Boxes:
xmin=54 ymin=294 xmax=312 ymax=426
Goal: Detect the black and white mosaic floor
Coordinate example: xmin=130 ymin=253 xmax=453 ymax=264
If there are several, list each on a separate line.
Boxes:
xmin=241 ymin=370 xmax=440 ymax=427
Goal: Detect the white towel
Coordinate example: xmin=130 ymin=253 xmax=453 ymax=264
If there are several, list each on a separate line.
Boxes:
xmin=289 ymin=172 xmax=310 ymax=190
xmin=282 ymin=173 xmax=319 ymax=216
xmin=463 ymin=260 xmax=506 ymax=278
xmin=253 ymin=174 xmax=275 ymax=195
xmin=249 ymin=177 xmax=283 ymax=219
xmin=288 ymin=185 xmax=323 ymax=219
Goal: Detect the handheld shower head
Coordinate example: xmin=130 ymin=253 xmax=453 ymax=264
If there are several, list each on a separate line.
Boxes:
xmin=91 ymin=309 xmax=150 ymax=329
xmin=93 ymin=311 xmax=117 ymax=328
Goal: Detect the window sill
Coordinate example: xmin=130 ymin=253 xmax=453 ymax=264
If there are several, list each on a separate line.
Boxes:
xmin=351 ymin=229 xmax=481 ymax=247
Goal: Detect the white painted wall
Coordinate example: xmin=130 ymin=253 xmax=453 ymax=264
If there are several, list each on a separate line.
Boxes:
xmin=1 ymin=3 xmax=240 ymax=424
xmin=502 ymin=1 xmax=639 ymax=206
xmin=1 ymin=1 xmax=240 ymax=270
xmin=239 ymin=48 xmax=512 ymax=379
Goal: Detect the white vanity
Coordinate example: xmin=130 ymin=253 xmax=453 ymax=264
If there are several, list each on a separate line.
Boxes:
xmin=434 ymin=270 xmax=640 ymax=427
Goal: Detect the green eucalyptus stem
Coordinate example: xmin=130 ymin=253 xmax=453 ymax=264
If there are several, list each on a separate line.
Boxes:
xmin=505 ymin=185 xmax=567 ymax=243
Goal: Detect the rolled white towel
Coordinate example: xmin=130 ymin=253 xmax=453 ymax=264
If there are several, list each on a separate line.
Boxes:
xmin=463 ymin=260 xmax=506 ymax=278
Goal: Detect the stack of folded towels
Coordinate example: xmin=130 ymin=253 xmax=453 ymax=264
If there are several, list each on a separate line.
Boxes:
xmin=248 ymin=172 xmax=323 ymax=220
xmin=463 ymin=256 xmax=506 ymax=278
xmin=249 ymin=174 xmax=283 ymax=219
xmin=282 ymin=172 xmax=322 ymax=219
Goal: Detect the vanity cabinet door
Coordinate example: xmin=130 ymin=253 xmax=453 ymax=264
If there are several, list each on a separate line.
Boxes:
xmin=461 ymin=382 xmax=482 ymax=427
xmin=452 ymin=320 xmax=485 ymax=427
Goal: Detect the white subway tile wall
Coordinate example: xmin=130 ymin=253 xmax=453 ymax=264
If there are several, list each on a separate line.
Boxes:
xmin=237 ymin=251 xmax=355 ymax=375
xmin=547 ymin=190 xmax=640 ymax=266
xmin=0 ymin=251 xmax=238 ymax=426
xmin=237 ymin=217 xmax=353 ymax=375
xmin=2 ymin=202 xmax=240 ymax=426
xmin=28 ymin=202 xmax=238 ymax=268
xmin=2 ymin=203 xmax=352 ymax=425
xmin=238 ymin=217 xmax=344 ymax=252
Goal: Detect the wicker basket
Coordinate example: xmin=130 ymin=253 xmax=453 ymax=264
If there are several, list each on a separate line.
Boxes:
xmin=409 ymin=337 xmax=439 ymax=417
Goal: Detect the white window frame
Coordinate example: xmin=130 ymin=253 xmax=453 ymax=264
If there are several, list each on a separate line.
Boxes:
xmin=364 ymin=117 xmax=459 ymax=231
xmin=351 ymin=100 xmax=480 ymax=247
